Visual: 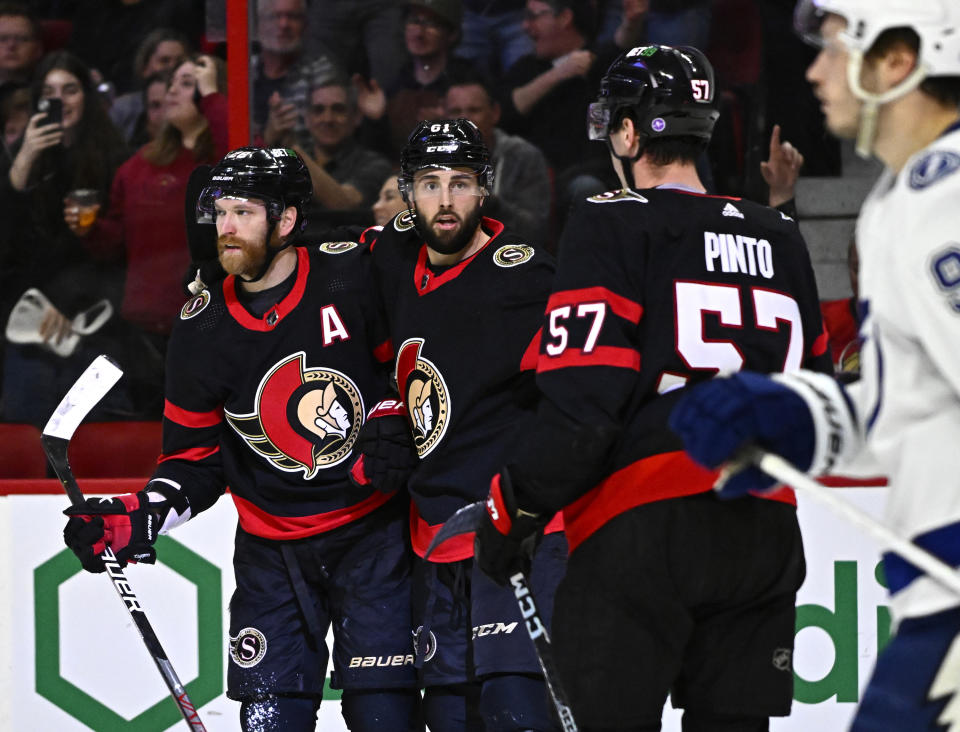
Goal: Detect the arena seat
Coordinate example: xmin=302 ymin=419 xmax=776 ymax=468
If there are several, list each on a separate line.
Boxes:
xmin=0 ymin=423 xmax=47 ymax=478
xmin=67 ymin=421 xmax=162 ymax=478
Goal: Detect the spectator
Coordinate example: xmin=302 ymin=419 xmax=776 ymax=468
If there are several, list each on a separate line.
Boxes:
xmin=294 ymin=75 xmax=392 ymax=221
xmin=0 ymin=79 xmax=29 ymax=157
xmin=373 ymin=0 xmax=467 ymax=158
xmin=455 ymin=0 xmax=534 ymax=78
xmin=253 ymin=0 xmax=338 ymax=147
xmin=613 ymin=0 xmax=650 ymax=49
xmin=73 ymin=54 xmax=228 ymax=416
xmin=646 ymin=0 xmax=712 ymax=50
xmin=499 ymin=0 xmax=619 ymax=200
xmin=0 ymin=50 xmax=130 ymax=424
xmin=0 ymin=2 xmax=42 ymax=85
xmin=445 ymin=70 xmax=553 ymax=246
xmin=371 ymin=172 xmax=407 ymax=227
xmin=304 ymin=0 xmax=405 ymax=90
xmin=127 ymin=71 xmax=172 ymax=148
xmin=67 ymin=0 xmax=202 ymax=95
xmin=108 ymin=28 xmax=191 ymax=145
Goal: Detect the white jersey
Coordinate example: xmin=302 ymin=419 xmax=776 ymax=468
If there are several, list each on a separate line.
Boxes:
xmin=780 ymin=123 xmax=960 ymax=621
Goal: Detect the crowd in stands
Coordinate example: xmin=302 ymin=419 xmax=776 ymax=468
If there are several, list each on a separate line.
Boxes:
xmin=0 ymin=0 xmax=840 ymax=442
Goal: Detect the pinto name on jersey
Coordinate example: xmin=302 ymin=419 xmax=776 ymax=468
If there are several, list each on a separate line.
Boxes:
xmin=704 ymin=231 xmax=775 ymax=278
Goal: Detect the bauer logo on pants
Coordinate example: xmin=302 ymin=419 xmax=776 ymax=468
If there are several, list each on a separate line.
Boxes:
xmin=230 ymin=627 xmax=267 ymax=668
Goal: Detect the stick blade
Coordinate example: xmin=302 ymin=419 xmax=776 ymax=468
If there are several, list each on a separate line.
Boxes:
xmin=424 ymin=501 xmax=485 ymax=560
xmin=42 ymin=355 xmax=124 ymax=440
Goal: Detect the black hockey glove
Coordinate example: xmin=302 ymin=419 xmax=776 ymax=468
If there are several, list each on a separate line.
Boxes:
xmin=474 ymin=468 xmax=549 ymax=586
xmin=349 ymin=398 xmax=418 ymax=494
xmin=63 ymin=491 xmax=166 ymax=573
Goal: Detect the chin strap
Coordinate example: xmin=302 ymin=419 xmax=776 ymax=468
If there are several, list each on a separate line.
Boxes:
xmin=846 ymin=49 xmax=929 ymax=158
xmin=239 ymin=221 xmax=294 ymax=284
xmin=607 ymin=136 xmax=647 ymax=191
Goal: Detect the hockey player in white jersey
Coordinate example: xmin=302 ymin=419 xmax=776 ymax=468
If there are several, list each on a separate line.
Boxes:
xmin=668 ymin=1 xmax=960 ymax=730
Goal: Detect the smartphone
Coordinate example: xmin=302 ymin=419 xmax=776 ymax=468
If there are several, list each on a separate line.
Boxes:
xmin=37 ymin=97 xmax=63 ymax=125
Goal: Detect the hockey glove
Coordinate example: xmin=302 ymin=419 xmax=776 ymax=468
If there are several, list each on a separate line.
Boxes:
xmin=475 ymin=468 xmax=549 ymax=586
xmin=668 ymin=371 xmax=816 ymax=498
xmin=349 ymin=398 xmax=418 ymax=494
xmin=63 ymin=491 xmax=166 ymax=573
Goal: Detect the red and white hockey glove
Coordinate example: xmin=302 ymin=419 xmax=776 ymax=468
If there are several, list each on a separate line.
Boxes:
xmin=63 ymin=488 xmax=184 ymax=573
xmin=474 ymin=469 xmax=548 ymax=586
xmin=349 ymin=398 xmax=418 ymax=494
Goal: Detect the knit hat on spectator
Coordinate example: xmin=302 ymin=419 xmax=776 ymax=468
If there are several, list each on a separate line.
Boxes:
xmin=406 ymin=0 xmax=463 ymax=30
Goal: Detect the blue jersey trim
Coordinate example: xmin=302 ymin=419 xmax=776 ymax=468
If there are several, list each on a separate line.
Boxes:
xmin=882 ymin=519 xmax=960 ymax=594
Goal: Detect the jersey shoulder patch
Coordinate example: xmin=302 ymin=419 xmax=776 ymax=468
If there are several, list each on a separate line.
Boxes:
xmin=492 ymin=243 xmax=535 ymax=268
xmin=180 ymin=289 xmax=211 ymax=319
xmin=929 ymin=245 xmax=960 ymax=314
xmin=587 ymin=188 xmax=649 ymax=204
xmin=317 ymin=241 xmax=359 ymax=254
xmin=392 ymin=209 xmax=416 ymax=231
xmin=909 ymin=150 xmax=960 ymax=190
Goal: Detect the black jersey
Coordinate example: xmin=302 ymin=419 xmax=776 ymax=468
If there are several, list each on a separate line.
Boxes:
xmin=514 ymin=188 xmax=832 ymax=551
xmin=152 ymin=244 xmax=394 ymax=540
xmin=371 ymin=213 xmax=555 ymax=559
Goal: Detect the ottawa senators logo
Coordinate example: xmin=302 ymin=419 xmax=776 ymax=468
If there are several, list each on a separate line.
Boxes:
xmin=395 ymin=338 xmax=450 ymax=458
xmin=393 ymin=209 xmax=416 ymax=232
xmin=225 ymin=352 xmax=365 ymax=478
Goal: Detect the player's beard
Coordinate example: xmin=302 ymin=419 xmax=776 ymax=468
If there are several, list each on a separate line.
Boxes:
xmin=418 ymin=201 xmax=484 ymax=257
xmin=218 ymin=232 xmax=274 ymax=280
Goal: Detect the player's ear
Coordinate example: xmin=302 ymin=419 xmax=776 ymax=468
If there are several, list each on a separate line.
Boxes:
xmin=277 ymin=205 xmax=298 ymax=238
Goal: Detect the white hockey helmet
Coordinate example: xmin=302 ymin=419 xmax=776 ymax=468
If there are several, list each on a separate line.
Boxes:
xmin=795 ymin=0 xmax=960 ymax=77
xmin=794 ymin=0 xmax=960 ymax=156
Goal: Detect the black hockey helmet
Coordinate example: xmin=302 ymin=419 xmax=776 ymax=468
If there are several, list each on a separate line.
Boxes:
xmin=196 ymin=147 xmax=313 ymax=232
xmin=398 ymin=118 xmax=493 ymax=202
xmin=587 ymin=45 xmax=719 ymax=149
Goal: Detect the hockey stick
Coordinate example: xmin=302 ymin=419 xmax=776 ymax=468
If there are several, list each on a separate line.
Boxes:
xmin=736 ymin=446 xmax=960 ymax=597
xmin=426 ymin=502 xmax=579 ymax=732
xmin=41 ymin=355 xmax=207 ymax=731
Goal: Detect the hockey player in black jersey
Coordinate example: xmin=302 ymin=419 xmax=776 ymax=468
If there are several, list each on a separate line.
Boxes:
xmin=62 ymin=148 xmax=421 ymax=731
xmin=351 ymin=119 xmax=566 ymax=730
xmin=473 ymin=46 xmax=833 ymax=730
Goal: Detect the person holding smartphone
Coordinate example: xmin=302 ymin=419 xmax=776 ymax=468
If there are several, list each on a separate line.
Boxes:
xmin=0 ymin=49 xmax=131 ymax=425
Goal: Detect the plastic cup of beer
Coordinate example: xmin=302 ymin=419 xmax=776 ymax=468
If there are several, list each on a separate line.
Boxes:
xmin=66 ymin=189 xmax=100 ymax=228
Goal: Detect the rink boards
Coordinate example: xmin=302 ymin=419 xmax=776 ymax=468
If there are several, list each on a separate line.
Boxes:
xmin=0 ymin=481 xmax=889 ymax=731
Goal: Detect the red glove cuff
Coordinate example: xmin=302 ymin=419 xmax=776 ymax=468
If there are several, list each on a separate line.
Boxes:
xmin=486 ymin=474 xmax=514 ymax=536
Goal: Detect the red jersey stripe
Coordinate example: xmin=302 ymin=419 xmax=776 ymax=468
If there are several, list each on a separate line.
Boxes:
xmin=520 ymin=328 xmax=542 ymax=371
xmin=811 ymin=329 xmax=830 ymax=357
xmin=158 ymin=445 xmax=219 ymax=463
xmin=373 ymin=338 xmax=393 ymax=364
xmin=538 ymin=345 xmax=641 ymax=372
xmin=546 ymin=287 xmax=643 ymax=324
xmin=563 ymin=451 xmax=796 ymax=553
xmin=410 ymin=502 xmax=564 ymax=562
xmin=164 ymin=400 xmax=223 ymax=428
xmin=232 ymin=490 xmax=394 ymax=539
